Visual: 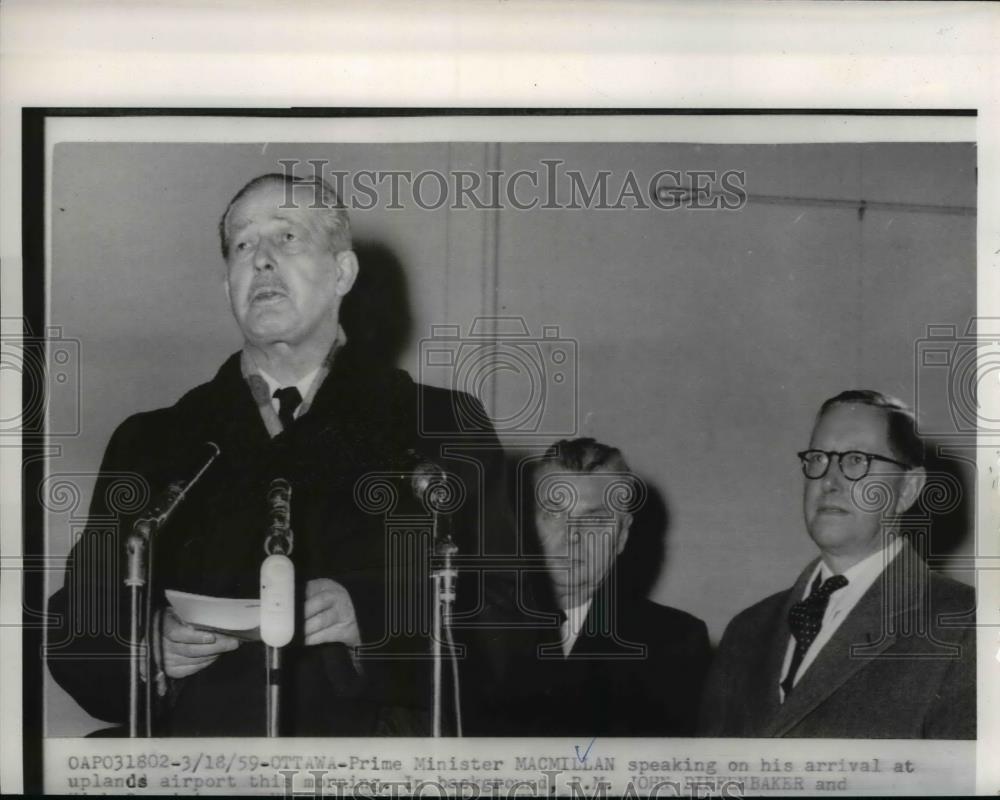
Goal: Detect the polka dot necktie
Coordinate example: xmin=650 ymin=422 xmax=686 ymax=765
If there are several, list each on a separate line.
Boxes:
xmin=780 ymin=573 xmax=849 ymax=697
xmin=273 ymin=386 xmax=303 ymax=431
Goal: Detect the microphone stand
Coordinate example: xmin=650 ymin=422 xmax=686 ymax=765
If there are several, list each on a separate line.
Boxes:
xmin=431 ymin=519 xmax=459 ymax=737
xmin=412 ymin=459 xmax=462 ymax=737
xmin=125 ymin=516 xmax=155 ymax=738
xmin=124 ymin=443 xmax=221 ymax=738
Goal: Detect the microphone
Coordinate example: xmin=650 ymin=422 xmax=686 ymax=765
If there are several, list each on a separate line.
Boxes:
xmin=124 ymin=441 xmax=220 ymax=738
xmin=132 ymin=442 xmax=221 ymax=539
xmin=410 ymin=456 xmax=454 ymax=519
xmin=265 ymin=478 xmax=292 ymax=547
xmin=260 ymin=478 xmax=295 ymax=648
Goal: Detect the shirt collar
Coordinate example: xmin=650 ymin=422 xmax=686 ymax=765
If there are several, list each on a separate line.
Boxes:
xmin=560 ymin=597 xmax=593 ymax=656
xmin=811 ymin=536 xmax=904 ymax=600
xmin=563 ymin=598 xmax=592 ymax=629
xmin=256 ymin=366 xmax=321 ymax=403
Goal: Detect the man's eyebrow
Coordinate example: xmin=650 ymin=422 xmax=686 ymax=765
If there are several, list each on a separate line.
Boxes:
xmin=572 ymin=504 xmax=614 ymax=517
xmin=227 ymin=215 xmax=252 ymax=231
xmin=229 ymin=212 xmax=299 ymax=229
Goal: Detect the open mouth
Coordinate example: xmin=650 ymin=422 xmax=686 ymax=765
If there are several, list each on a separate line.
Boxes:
xmin=251 ymin=287 xmax=287 ymax=303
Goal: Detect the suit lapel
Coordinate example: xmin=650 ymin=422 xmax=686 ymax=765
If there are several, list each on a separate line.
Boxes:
xmin=744 ymin=562 xmax=817 ymax=732
xmin=570 ymin=576 xmax=645 ymax=659
xmin=763 ymin=541 xmax=922 ymax=737
xmin=203 ymin=353 xmax=272 ymax=453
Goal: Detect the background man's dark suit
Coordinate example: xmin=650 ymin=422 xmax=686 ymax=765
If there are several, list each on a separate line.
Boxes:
xmin=699 ymin=540 xmax=975 ymax=739
xmin=527 ymin=569 xmax=711 ymax=736
xmin=47 ymin=342 xmax=523 ymax=736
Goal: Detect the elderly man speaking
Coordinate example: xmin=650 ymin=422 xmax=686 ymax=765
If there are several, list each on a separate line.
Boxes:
xmin=47 ymin=172 xmax=521 ymax=736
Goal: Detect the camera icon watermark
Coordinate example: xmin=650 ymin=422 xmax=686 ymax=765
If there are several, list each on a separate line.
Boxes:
xmin=914 ymin=318 xmax=1000 ymax=440
xmin=418 ymin=317 xmax=578 ymax=439
xmin=1 ymin=317 xmax=81 ymax=439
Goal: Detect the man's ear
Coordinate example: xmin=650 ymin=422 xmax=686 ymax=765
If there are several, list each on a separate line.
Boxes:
xmin=334 ymin=250 xmax=359 ymax=297
xmin=894 ymin=466 xmax=926 ymax=514
xmin=616 ymin=512 xmax=634 ymax=556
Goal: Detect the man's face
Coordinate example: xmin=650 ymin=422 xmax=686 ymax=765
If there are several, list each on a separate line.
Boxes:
xmin=223 ymin=180 xmax=356 ymax=349
xmin=534 ymin=467 xmax=632 ymax=608
xmin=803 ymin=403 xmax=920 ymax=564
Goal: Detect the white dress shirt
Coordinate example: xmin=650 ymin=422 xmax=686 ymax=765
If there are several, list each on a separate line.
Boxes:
xmin=560 ymin=598 xmax=593 ymax=656
xmin=779 ymin=537 xmax=903 ymax=701
xmin=256 ymin=367 xmax=321 ymax=419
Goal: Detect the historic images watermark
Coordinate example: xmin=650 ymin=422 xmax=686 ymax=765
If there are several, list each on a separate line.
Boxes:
xmin=276 ymin=766 xmax=745 ymax=799
xmin=1 ymin=316 xmax=81 ymax=441
xmin=419 ymin=317 xmax=578 ymax=440
xmin=28 ymin=315 xmax=985 ymax=666
xmin=913 ymin=318 xmax=1000 ymax=441
xmin=276 ymin=158 xmax=748 ymax=212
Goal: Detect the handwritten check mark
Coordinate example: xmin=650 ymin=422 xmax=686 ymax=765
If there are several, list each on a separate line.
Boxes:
xmin=575 ymin=736 xmax=597 ymax=763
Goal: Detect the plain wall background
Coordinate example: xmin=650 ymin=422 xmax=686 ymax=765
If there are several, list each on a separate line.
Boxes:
xmin=44 ymin=141 xmax=975 ymax=735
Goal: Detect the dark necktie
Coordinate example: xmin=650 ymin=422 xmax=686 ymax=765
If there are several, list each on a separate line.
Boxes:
xmin=273 ymin=386 xmax=302 ymax=430
xmin=780 ymin=573 xmax=848 ymax=697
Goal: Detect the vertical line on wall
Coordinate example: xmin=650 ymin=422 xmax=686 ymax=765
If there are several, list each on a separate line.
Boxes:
xmin=482 ymin=142 xmax=502 ymax=416
xmin=443 ymin=142 xmax=452 ymax=323
xmin=857 ymin=145 xmax=865 ymax=383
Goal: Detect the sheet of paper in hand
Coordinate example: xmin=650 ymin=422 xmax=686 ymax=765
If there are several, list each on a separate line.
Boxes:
xmin=165 ymin=589 xmax=261 ymax=641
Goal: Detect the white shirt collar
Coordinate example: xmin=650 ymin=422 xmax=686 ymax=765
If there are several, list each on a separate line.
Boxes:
xmin=561 ymin=598 xmax=593 ymax=657
xmin=257 ymin=366 xmax=321 ymax=415
xmin=811 ymin=536 xmax=904 ymax=603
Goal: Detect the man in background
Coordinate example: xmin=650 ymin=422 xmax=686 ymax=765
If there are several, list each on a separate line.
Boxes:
xmin=700 ymin=390 xmax=975 ymax=738
xmin=526 ymin=437 xmax=711 ymax=736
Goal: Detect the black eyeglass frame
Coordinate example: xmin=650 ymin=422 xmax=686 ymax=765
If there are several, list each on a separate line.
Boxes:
xmin=796 ymin=449 xmax=913 ymax=481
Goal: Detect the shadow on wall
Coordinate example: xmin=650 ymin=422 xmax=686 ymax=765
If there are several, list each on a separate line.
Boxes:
xmin=617 ymin=478 xmax=670 ymax=600
xmin=914 ymin=442 xmax=975 ymax=560
xmin=340 ymin=239 xmax=413 ymax=367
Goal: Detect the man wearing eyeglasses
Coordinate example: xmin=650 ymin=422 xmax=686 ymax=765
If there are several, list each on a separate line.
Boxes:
xmin=699 ymin=390 xmax=975 ymax=738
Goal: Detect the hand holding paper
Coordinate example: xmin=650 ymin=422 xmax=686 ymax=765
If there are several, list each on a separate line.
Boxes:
xmin=159 ymin=581 xmax=359 ymax=682
xmin=303 ymin=578 xmax=360 ymax=648
xmin=159 ymin=606 xmax=240 ymax=680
